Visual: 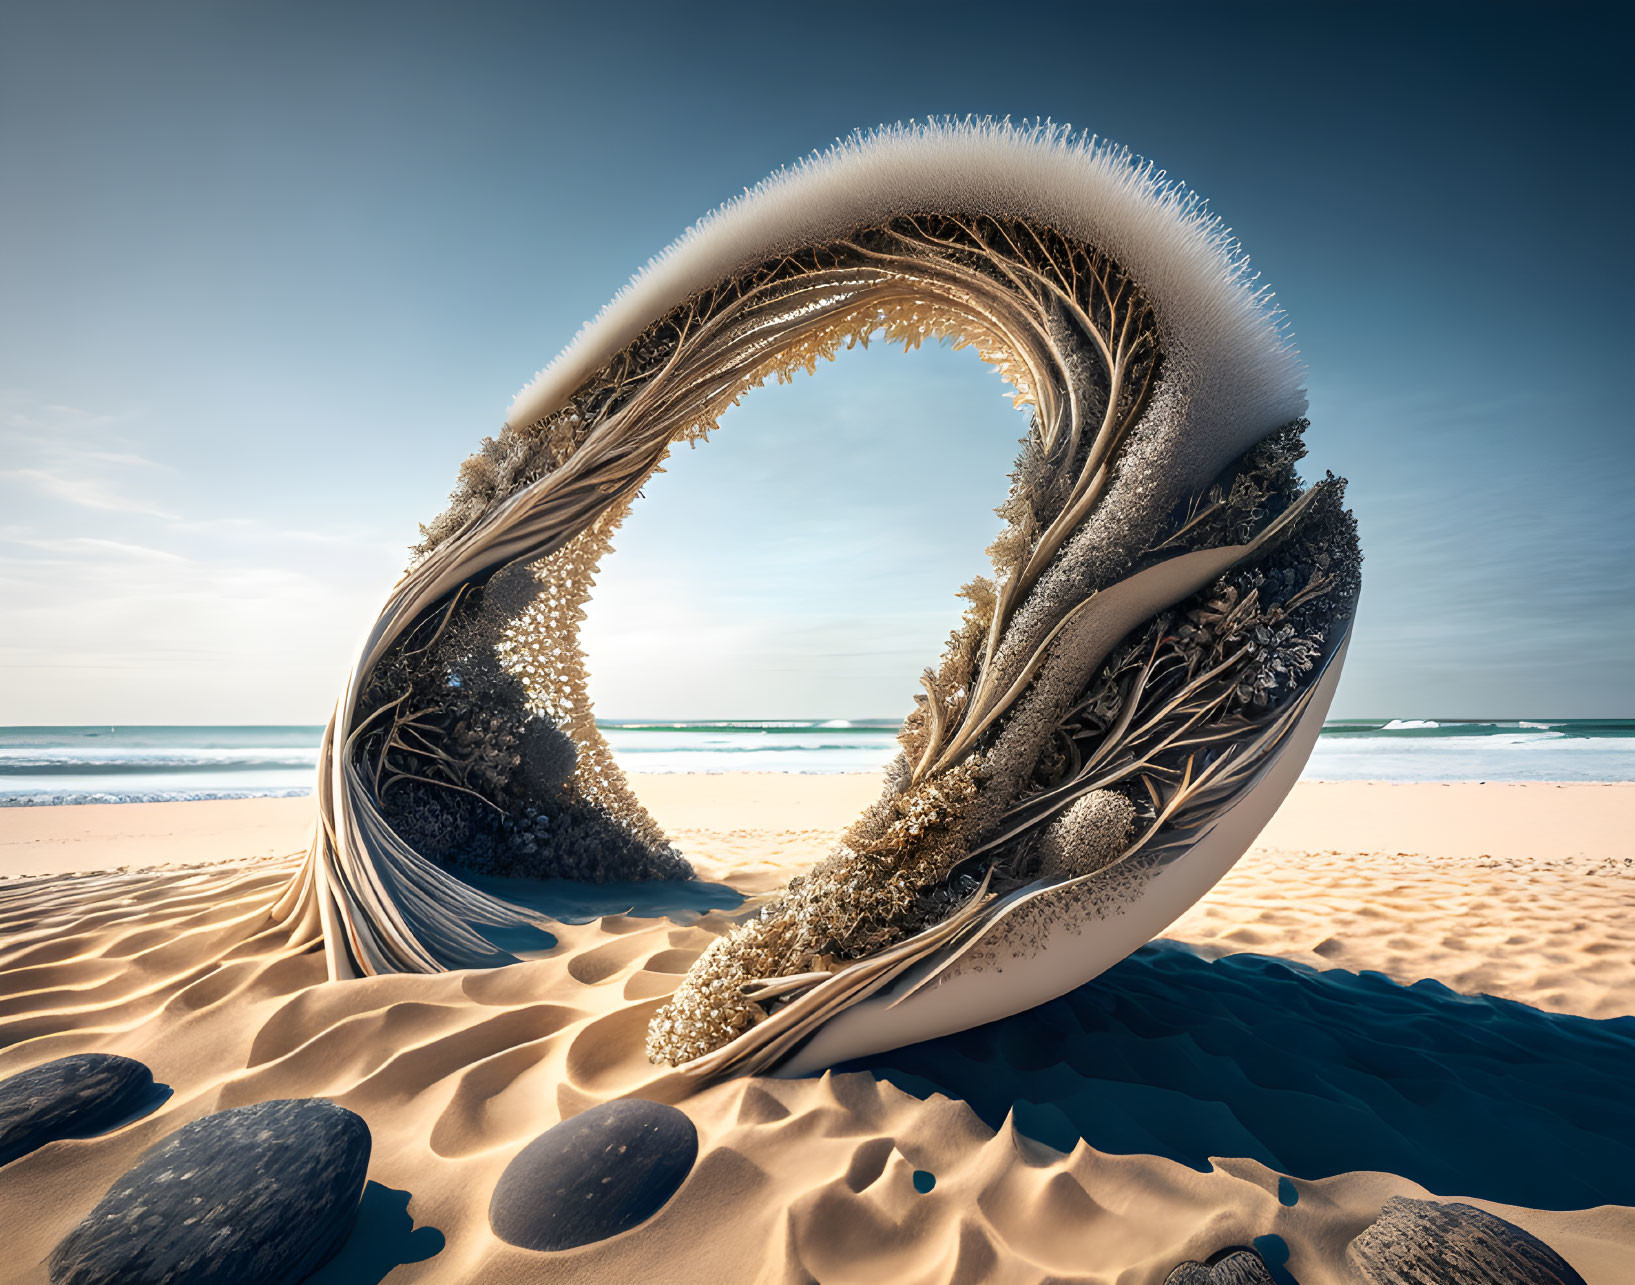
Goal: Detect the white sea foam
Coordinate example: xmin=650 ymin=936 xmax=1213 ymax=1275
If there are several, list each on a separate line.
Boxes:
xmin=3 ymin=721 xmax=1628 ymax=803
xmin=3 ymin=787 xmax=315 ymax=807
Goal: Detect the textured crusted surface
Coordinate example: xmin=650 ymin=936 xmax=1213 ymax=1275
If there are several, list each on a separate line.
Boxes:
xmin=1164 ymin=1248 xmax=1277 ymax=1285
xmin=1035 ymin=790 xmax=1135 ymax=879
xmin=1346 ymin=1196 xmax=1589 ymax=1285
xmin=495 ymin=508 xmax=676 ymax=856
xmin=928 ymin=851 xmax=1161 ymax=988
xmin=49 ymin=1098 xmax=370 ymax=1285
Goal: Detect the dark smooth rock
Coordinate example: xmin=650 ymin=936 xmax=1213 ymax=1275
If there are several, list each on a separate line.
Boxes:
xmin=49 ymin=1097 xmax=371 ymax=1285
xmin=0 ymin=1053 xmax=158 ymax=1167
xmin=1346 ymin=1196 xmax=1587 ymax=1285
xmin=489 ymin=1099 xmax=697 ymax=1251
xmin=1165 ymin=1247 xmax=1277 ymax=1285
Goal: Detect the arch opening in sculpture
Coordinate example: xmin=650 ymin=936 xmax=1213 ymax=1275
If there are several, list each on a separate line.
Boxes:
xmin=574 ymin=335 xmax=1033 ymax=730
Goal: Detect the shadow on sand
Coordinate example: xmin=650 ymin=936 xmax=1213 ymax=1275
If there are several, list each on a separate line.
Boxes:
xmin=842 ymin=941 xmax=1635 ymax=1210
xmin=467 ymin=875 xmax=748 ymax=958
xmin=310 ymin=1182 xmax=446 ymax=1284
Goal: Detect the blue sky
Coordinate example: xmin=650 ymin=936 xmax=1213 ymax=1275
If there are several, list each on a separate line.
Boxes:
xmin=1 ymin=1 xmax=1629 ymax=723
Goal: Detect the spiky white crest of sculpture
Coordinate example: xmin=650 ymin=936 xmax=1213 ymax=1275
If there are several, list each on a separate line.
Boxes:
xmin=270 ymin=118 xmax=1360 ymax=1083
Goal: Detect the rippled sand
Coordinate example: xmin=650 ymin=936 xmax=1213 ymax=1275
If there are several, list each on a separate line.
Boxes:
xmin=1 ymin=780 xmax=1631 ymax=1283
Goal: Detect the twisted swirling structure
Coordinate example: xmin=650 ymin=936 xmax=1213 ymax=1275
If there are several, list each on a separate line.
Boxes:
xmin=271 ymin=120 xmax=1360 ymax=1081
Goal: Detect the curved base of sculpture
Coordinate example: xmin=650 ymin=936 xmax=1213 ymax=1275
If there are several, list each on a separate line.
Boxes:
xmin=775 ymin=632 xmax=1348 ymax=1076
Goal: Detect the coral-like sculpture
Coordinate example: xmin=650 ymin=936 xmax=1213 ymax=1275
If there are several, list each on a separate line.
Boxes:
xmin=272 ymin=121 xmax=1360 ymax=1080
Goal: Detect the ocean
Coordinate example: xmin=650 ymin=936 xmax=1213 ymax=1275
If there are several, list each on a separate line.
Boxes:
xmin=0 ymin=719 xmax=1630 ymax=806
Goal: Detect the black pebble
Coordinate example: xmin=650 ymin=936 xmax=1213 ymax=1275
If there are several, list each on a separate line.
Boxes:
xmin=0 ymin=1053 xmax=158 ymax=1167
xmin=1165 ymin=1247 xmax=1278 ymax=1285
xmin=489 ymin=1099 xmax=697 ymax=1252
xmin=49 ymin=1097 xmax=371 ymax=1285
xmin=1346 ymin=1196 xmax=1587 ymax=1285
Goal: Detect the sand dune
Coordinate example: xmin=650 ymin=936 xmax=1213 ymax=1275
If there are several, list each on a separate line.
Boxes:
xmin=0 ymin=780 xmax=1631 ymax=1282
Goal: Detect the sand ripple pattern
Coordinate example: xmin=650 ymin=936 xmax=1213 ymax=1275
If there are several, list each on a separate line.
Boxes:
xmin=1 ymin=834 xmax=1632 ymax=1282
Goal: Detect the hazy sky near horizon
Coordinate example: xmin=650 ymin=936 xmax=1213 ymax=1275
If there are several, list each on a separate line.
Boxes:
xmin=2 ymin=1 xmax=1630 ymax=724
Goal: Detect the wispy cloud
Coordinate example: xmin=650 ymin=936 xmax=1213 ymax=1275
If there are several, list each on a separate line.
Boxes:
xmin=16 ymin=536 xmax=190 ymax=563
xmin=2 ymin=466 xmax=180 ymax=519
xmin=0 ymin=396 xmax=180 ymax=520
xmin=0 ymin=529 xmax=399 ymax=722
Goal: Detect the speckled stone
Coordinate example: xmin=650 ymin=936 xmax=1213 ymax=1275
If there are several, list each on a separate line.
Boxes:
xmin=489 ymin=1100 xmax=697 ymax=1251
xmin=49 ymin=1098 xmax=371 ymax=1285
xmin=1165 ymin=1247 xmax=1277 ymax=1285
xmin=0 ymin=1054 xmax=157 ymax=1167
xmin=1346 ymin=1197 xmax=1587 ymax=1285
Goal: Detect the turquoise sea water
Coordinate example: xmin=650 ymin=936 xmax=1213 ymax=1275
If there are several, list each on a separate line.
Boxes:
xmin=0 ymin=719 xmax=1630 ymax=805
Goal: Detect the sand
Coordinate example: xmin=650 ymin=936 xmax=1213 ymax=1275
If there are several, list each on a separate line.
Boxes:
xmin=0 ymin=795 xmax=315 ymax=879
xmin=0 ymin=778 xmax=1631 ymax=1282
